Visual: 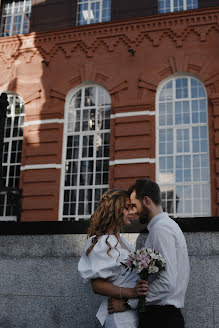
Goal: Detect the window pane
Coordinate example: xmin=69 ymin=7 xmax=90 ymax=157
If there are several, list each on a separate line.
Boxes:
xmin=157 ymin=76 xmax=210 ymax=217
xmin=0 ymin=93 xmax=24 ymax=219
xmin=62 ymin=85 xmax=111 ymax=220
xmin=159 ymin=0 xmax=171 ymax=13
xmin=174 ymin=0 xmax=184 ymax=11
xmin=1 ymin=1 xmax=32 ymax=37
xmin=159 ymin=0 xmax=198 ymax=13
xmin=77 ymin=0 xmax=111 ymax=25
xmin=176 ymin=78 xmax=188 ymax=99
xmin=187 ymin=0 xmax=198 ymax=10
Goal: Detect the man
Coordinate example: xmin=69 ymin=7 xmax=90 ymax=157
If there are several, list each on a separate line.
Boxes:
xmin=108 ymin=178 xmax=190 ymax=328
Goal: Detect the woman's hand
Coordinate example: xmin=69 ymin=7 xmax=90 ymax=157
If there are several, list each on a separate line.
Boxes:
xmin=108 ymin=298 xmax=126 ymax=314
xmin=135 ymin=279 xmax=148 ymax=296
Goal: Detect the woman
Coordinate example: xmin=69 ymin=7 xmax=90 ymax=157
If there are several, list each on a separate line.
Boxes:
xmin=78 ymin=189 xmax=142 ymax=328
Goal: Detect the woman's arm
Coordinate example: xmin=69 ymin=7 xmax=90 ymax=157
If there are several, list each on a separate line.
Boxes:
xmin=91 ymin=278 xmax=138 ymax=299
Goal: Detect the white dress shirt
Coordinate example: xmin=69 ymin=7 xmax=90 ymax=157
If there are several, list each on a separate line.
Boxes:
xmin=145 ymin=212 xmax=190 ymax=308
xmin=78 ymin=235 xmax=139 ymax=327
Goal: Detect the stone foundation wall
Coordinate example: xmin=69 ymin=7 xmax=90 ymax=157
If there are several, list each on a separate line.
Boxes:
xmin=0 ymin=232 xmax=218 ymax=328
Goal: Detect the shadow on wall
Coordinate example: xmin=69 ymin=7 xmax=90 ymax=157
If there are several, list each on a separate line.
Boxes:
xmin=8 ymin=0 xmax=78 ymax=222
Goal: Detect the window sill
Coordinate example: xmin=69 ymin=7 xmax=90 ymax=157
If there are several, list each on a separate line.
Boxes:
xmin=0 ymin=216 xmax=218 ymax=235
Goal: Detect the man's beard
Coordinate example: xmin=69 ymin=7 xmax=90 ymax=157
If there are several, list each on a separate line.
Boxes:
xmin=139 ymin=202 xmax=150 ymax=225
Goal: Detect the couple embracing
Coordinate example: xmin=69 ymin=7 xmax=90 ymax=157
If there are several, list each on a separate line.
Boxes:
xmin=78 ymin=178 xmax=190 ymax=328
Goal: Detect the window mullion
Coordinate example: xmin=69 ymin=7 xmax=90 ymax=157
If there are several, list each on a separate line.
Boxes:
xmin=170 ymin=0 xmax=174 ymax=12
xmin=88 ymin=1 xmax=91 ymax=24
xmin=76 ymin=93 xmax=84 ymax=217
xmin=10 ymin=2 xmax=14 ymax=36
xmin=188 ymin=78 xmax=193 ymax=215
xmin=20 ymin=1 xmax=25 ymax=34
xmin=99 ymin=0 xmax=103 ymax=22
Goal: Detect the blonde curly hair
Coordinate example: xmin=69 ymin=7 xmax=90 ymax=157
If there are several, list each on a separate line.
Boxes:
xmin=86 ymin=189 xmax=129 ymax=256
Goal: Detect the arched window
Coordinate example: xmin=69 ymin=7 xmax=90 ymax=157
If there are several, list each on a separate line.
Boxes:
xmin=60 ymin=84 xmax=111 ymax=221
xmin=156 ymin=76 xmax=211 ymax=217
xmin=158 ymin=0 xmax=198 ymax=13
xmin=0 ymin=93 xmax=24 ymax=220
xmin=77 ymin=0 xmax=111 ymax=25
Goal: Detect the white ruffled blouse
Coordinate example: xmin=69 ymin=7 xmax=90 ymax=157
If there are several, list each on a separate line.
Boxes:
xmin=78 ymin=235 xmax=139 ymax=327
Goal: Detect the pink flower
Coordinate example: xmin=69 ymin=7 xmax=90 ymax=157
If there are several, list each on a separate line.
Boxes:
xmin=125 ymin=257 xmax=133 ymax=267
xmin=141 ymin=260 xmax=149 ymax=269
xmin=137 ymin=254 xmax=146 ymax=261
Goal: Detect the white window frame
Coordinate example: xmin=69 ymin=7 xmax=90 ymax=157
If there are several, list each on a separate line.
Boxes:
xmin=76 ymin=0 xmax=111 ymax=25
xmin=0 ymin=0 xmax=31 ymax=37
xmin=59 ymin=83 xmax=111 ymax=221
xmin=158 ymin=0 xmax=198 ymax=13
xmin=0 ymin=92 xmax=24 ymax=221
xmin=156 ymin=74 xmax=211 ymax=218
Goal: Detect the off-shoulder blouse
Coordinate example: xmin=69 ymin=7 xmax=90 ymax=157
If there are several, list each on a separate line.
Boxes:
xmin=78 ymin=234 xmax=139 ymax=327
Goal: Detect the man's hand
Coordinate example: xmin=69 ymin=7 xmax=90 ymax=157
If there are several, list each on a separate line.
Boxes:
xmin=108 ymin=298 xmax=126 ymax=314
xmin=135 ymin=279 xmax=148 ymax=296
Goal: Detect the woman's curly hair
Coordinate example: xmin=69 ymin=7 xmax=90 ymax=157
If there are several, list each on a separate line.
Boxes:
xmin=86 ymin=189 xmax=129 ymax=256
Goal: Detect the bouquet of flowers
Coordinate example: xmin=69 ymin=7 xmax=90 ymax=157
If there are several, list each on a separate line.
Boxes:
xmin=121 ymin=248 xmax=166 ymax=312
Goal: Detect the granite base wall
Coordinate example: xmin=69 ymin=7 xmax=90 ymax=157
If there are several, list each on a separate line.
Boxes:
xmin=0 ymin=232 xmax=218 ymax=328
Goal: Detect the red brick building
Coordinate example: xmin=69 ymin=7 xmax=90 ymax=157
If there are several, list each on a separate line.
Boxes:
xmin=0 ymin=0 xmax=219 ymax=221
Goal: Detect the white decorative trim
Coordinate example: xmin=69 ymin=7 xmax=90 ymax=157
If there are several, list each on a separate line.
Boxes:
xmin=110 ymin=111 xmax=155 ymax=119
xmin=0 ymin=216 xmax=17 ymax=221
xmin=24 ymin=114 xmax=155 ymax=125
xmin=109 ymin=158 xmax=156 ymax=165
xmin=21 ymin=164 xmax=62 ymax=171
xmin=24 ymin=119 xmax=64 ymax=127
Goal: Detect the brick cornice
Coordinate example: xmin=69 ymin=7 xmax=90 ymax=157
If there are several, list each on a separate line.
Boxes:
xmin=0 ymin=7 xmax=218 ymax=62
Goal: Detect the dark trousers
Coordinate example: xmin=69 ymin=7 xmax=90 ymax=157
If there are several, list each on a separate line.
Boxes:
xmin=139 ymin=305 xmax=184 ymax=328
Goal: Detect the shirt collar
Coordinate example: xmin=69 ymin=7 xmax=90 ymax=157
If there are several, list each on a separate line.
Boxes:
xmin=147 ymin=212 xmax=169 ymax=231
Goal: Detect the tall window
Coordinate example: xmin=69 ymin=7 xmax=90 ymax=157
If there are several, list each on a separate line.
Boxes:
xmin=0 ymin=0 xmax=31 ymax=37
xmin=77 ymin=0 xmax=111 ymax=25
xmin=0 ymin=93 xmax=24 ymax=220
xmin=60 ymin=84 xmax=111 ymax=221
xmin=156 ymin=76 xmax=211 ymax=217
xmin=159 ymin=0 xmax=198 ymax=13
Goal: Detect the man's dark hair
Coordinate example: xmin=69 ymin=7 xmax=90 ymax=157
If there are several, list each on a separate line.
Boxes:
xmin=128 ymin=178 xmax=161 ymax=205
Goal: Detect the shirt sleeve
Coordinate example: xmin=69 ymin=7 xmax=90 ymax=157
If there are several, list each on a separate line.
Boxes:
xmin=78 ymin=235 xmax=122 ymax=282
xmin=146 ymin=227 xmax=177 ymax=303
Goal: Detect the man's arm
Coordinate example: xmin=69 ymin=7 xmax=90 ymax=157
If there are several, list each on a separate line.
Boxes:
xmin=145 ymin=228 xmax=177 ymax=302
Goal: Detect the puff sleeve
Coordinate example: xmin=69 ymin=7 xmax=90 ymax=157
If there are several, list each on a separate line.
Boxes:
xmin=78 ymin=235 xmax=122 ymax=282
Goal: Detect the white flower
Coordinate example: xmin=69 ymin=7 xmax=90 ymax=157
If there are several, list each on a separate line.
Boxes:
xmin=150 ymin=252 xmax=160 ymax=260
xmin=137 ymin=263 xmax=143 ymax=273
xmin=148 ymin=265 xmax=159 ymax=274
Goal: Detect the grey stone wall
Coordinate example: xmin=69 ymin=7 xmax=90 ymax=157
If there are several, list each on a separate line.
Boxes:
xmin=0 ymin=232 xmax=218 ymax=328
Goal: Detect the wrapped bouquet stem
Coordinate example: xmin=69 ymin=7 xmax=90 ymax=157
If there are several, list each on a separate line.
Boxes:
xmin=138 ymin=270 xmax=149 ymax=313
xmin=121 ymin=248 xmax=166 ymax=313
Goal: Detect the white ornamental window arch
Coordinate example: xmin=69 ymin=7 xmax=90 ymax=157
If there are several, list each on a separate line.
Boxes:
xmin=156 ymin=74 xmax=211 ymax=217
xmin=59 ymin=83 xmax=111 ymax=221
